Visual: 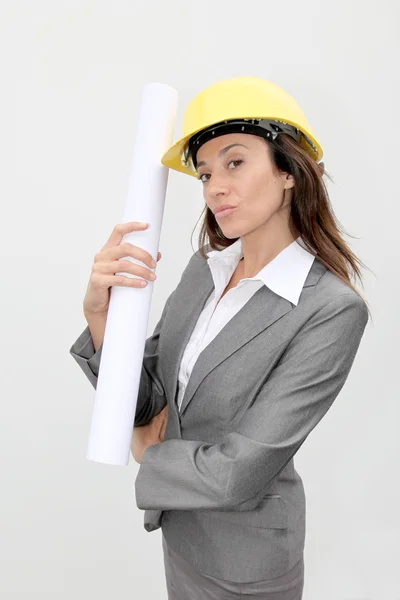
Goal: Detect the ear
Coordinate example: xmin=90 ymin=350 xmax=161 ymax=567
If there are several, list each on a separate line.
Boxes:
xmin=283 ymin=173 xmax=295 ymax=190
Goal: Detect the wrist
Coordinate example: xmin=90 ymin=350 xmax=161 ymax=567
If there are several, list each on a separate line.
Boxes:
xmin=83 ymin=308 xmax=108 ymax=319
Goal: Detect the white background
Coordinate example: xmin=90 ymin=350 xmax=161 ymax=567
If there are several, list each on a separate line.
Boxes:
xmin=1 ymin=1 xmax=398 ymax=598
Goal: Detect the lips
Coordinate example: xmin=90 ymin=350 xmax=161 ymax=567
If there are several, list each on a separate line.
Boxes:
xmin=213 ymin=204 xmax=236 ymax=215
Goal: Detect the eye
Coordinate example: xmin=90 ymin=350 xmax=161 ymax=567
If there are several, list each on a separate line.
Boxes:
xmin=228 ymin=159 xmax=243 ymax=169
xmin=198 ymin=172 xmax=211 ymax=183
xmin=197 ymin=159 xmax=243 ymax=183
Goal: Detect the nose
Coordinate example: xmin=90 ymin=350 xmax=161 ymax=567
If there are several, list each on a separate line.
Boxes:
xmin=205 ymin=173 xmax=230 ymax=198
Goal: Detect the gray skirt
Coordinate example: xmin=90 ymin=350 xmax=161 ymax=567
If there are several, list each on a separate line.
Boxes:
xmin=162 ymin=534 xmax=304 ymax=599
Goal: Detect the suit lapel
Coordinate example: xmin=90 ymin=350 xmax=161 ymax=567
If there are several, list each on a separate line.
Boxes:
xmin=163 ymin=255 xmax=326 ymax=421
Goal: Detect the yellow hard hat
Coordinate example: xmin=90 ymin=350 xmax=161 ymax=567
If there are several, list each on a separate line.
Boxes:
xmin=161 ymin=76 xmax=323 ymax=178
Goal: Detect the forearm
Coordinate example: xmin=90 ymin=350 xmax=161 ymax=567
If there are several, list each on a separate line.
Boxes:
xmin=81 ymin=309 xmax=166 ymax=426
xmin=84 ymin=310 xmax=107 ymax=352
xmin=134 ymin=295 xmax=368 ymax=512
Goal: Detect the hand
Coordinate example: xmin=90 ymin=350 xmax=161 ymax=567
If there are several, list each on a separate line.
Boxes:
xmin=83 ymin=221 xmax=162 ymax=317
xmin=131 ymin=404 xmax=168 ymax=464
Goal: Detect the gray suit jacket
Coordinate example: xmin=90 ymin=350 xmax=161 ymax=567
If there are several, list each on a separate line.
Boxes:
xmin=69 ymin=243 xmax=369 ymax=583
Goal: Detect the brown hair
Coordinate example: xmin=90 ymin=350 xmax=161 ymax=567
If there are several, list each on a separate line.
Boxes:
xmin=192 ymin=133 xmax=373 ymax=322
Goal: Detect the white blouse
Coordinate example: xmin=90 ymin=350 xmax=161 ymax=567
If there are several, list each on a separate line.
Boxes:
xmin=176 ymin=236 xmax=316 ymax=413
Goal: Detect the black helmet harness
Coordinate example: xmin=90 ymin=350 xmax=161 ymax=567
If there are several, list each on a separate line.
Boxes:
xmin=183 ymin=118 xmax=320 ymax=170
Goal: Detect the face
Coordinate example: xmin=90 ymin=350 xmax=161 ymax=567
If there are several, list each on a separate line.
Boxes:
xmin=195 ymin=132 xmax=295 ymax=238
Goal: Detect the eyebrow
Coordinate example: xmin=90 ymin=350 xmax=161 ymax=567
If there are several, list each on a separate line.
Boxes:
xmin=196 ymin=143 xmax=249 ymax=168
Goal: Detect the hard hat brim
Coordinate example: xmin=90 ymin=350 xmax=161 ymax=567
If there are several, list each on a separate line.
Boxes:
xmin=161 ymin=120 xmax=323 ymax=178
xmin=161 ymin=134 xmax=197 ymax=177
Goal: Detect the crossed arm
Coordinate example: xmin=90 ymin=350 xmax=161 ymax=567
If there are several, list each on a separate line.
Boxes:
xmin=134 ymin=293 xmax=369 ymax=512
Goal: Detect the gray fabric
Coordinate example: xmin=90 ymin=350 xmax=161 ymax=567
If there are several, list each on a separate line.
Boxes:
xmin=162 ymin=534 xmax=304 ymax=599
xmin=69 ymin=243 xmax=369 ymax=584
xmin=69 ymin=284 xmax=177 ymax=426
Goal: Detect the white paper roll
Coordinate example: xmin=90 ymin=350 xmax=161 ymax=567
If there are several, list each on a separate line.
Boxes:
xmin=86 ymin=82 xmax=178 ymax=466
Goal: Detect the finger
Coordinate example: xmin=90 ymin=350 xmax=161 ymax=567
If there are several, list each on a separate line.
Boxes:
xmin=103 ymin=222 xmax=149 ymax=251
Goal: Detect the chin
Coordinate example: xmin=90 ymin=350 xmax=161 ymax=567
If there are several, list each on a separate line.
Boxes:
xmin=218 ymin=225 xmax=245 ymax=239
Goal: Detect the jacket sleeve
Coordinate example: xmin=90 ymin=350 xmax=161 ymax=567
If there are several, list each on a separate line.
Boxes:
xmin=69 ymin=289 xmax=176 ymax=427
xmin=135 ymin=292 xmax=369 ymax=511
xmin=69 ymin=248 xmax=202 ymax=426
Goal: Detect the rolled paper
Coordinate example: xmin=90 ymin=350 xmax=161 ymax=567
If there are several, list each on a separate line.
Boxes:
xmin=86 ymin=82 xmax=178 ymax=465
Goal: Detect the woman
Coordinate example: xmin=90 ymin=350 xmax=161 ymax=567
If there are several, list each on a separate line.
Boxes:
xmin=70 ymin=76 xmax=370 ymax=599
